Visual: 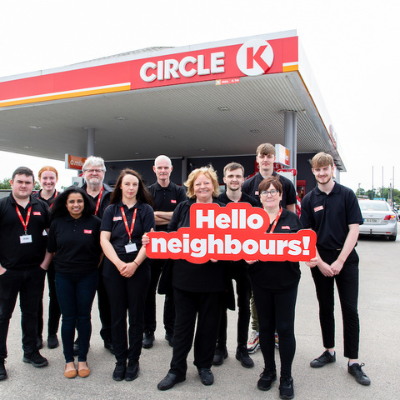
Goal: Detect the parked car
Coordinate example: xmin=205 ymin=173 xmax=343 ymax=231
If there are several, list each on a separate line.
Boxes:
xmin=358 ymin=200 xmax=397 ymax=241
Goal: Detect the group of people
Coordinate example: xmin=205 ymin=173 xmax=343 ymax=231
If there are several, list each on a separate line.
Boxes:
xmin=0 ymin=143 xmax=370 ymax=399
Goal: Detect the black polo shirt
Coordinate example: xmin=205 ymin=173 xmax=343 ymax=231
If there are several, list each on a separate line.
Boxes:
xmin=218 ymin=191 xmax=260 ymax=207
xmin=0 ymin=194 xmax=50 ymax=270
xmin=242 ymin=171 xmax=297 ymax=208
xmin=168 ymin=198 xmax=226 ymax=292
xmin=82 ymin=183 xmax=112 ymax=219
xmin=100 ymin=201 xmax=155 ymax=256
xmin=32 ymin=189 xmax=58 ymax=207
xmin=148 ymin=181 xmax=187 ymax=231
xmin=47 ymin=214 xmax=102 ymax=273
xmin=249 ymin=209 xmax=302 ymax=293
xmin=300 ymin=182 xmax=363 ymax=251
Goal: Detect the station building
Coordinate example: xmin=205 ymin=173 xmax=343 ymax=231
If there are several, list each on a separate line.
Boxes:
xmin=0 ymin=30 xmax=345 ymax=197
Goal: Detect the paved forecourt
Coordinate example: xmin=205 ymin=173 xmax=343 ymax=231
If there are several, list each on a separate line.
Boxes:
xmin=2 ymin=235 xmax=399 ymax=399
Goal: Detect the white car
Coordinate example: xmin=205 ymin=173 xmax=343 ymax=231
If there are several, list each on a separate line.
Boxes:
xmin=358 ymin=200 xmax=397 ymax=241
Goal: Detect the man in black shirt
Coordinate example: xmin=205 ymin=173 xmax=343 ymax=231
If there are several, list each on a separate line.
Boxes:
xmin=213 ymin=162 xmax=259 ymax=369
xmin=144 ymin=155 xmax=186 ymax=349
xmin=242 ymin=143 xmax=296 ymax=211
xmin=0 ymin=167 xmax=52 ymax=380
xmin=300 ymin=152 xmax=370 ymax=386
xmin=81 ymin=156 xmax=113 ymax=353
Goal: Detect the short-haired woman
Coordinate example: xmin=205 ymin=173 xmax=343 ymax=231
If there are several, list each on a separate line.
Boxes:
xmin=156 ymin=166 xmax=227 ymax=391
xmin=247 ymin=176 xmax=302 ymax=399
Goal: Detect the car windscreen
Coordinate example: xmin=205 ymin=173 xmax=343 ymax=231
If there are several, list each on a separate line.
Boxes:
xmin=359 ymin=201 xmax=389 ymax=211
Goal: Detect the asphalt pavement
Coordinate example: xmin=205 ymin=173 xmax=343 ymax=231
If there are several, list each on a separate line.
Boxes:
xmin=1 ymin=235 xmax=399 ymax=399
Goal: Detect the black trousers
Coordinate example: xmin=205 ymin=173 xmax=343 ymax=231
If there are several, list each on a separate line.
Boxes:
xmin=251 ymin=283 xmax=298 ymax=378
xmin=216 ymin=262 xmax=251 ymax=348
xmin=0 ymin=266 xmax=46 ymax=359
xmin=169 ymin=288 xmax=224 ymax=378
xmin=37 ymin=262 xmax=61 ymax=338
xmin=311 ymin=248 xmax=360 ymax=359
xmin=104 ymin=256 xmax=150 ymax=363
xmin=144 ymin=258 xmax=175 ymax=335
xmin=97 ymin=260 xmax=112 ymax=343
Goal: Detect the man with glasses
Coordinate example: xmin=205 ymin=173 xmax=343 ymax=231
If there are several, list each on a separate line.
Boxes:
xmin=242 ymin=143 xmax=297 ymax=354
xmin=81 ymin=157 xmax=113 ymax=353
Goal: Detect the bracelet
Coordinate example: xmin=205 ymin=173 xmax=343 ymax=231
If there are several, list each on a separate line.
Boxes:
xmin=133 ymin=261 xmax=139 ymax=267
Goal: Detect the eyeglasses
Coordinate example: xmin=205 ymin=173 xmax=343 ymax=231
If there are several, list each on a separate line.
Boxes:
xmin=84 ymin=169 xmax=104 ymax=173
xmin=260 ymin=189 xmax=279 ymax=197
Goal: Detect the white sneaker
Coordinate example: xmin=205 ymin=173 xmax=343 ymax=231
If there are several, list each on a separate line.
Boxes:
xmin=247 ymin=330 xmax=260 ymax=354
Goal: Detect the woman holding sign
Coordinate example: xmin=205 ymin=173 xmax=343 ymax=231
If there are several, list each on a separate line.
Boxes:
xmin=247 ymin=176 xmax=302 ymax=400
xmin=100 ymin=169 xmax=154 ymax=382
xmin=156 ymin=166 xmax=227 ymax=391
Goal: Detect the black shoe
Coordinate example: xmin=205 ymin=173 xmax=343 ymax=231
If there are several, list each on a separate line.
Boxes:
xmin=236 ymin=346 xmax=254 ymax=368
xmin=0 ymin=359 xmax=7 ymax=381
xmin=113 ymin=361 xmax=126 ymax=381
xmin=212 ymin=347 xmax=228 ymax=366
xmin=73 ymin=338 xmax=79 ymax=356
xmin=23 ymin=350 xmax=48 ymax=368
xmin=36 ymin=336 xmax=43 ymax=350
xmin=348 ymin=362 xmax=371 ymax=386
xmin=125 ymin=360 xmax=139 ymax=381
xmin=279 ymin=376 xmax=294 ymax=399
xmin=310 ymin=350 xmax=336 ymax=368
xmin=257 ymin=368 xmax=277 ymax=391
xmin=165 ymin=333 xmax=174 ymax=347
xmin=47 ymin=335 xmax=59 ymax=349
xmin=157 ymin=372 xmax=186 ymax=390
xmin=104 ymin=339 xmax=115 ymax=355
xmin=198 ymin=368 xmax=214 ymax=386
xmin=142 ymin=332 xmax=155 ymax=349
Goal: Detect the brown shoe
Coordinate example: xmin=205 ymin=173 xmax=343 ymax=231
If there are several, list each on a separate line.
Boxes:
xmin=78 ymin=362 xmax=90 ymax=378
xmin=64 ymin=362 xmax=77 ymax=379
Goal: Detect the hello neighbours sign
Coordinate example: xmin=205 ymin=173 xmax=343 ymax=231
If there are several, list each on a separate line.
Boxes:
xmin=146 ymin=203 xmax=316 ymax=264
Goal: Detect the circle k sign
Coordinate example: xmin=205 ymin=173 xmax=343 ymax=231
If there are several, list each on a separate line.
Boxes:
xmin=236 ymin=39 xmax=274 ymax=76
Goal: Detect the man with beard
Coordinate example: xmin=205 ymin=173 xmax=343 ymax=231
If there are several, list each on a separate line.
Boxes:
xmin=213 ymin=162 xmax=259 ymax=368
xmin=143 ymin=155 xmax=186 ymax=349
xmin=300 ymin=152 xmax=371 ymax=386
xmin=81 ymin=156 xmax=113 ymax=353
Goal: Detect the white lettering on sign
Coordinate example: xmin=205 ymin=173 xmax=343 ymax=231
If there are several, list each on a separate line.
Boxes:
xmin=140 ymin=52 xmax=225 ymax=83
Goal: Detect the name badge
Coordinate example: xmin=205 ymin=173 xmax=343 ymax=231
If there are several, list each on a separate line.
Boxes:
xmin=125 ymin=242 xmax=137 ymax=253
xmin=20 ymin=235 xmax=33 ymax=244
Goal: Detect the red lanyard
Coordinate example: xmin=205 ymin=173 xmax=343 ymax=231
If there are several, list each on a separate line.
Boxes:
xmin=268 ymin=207 xmax=283 ymax=234
xmin=16 ymin=205 xmax=32 ymax=235
xmin=121 ymin=207 xmax=137 ymax=243
xmin=50 ymin=190 xmax=58 ymax=209
xmin=94 ymin=187 xmax=104 ymax=216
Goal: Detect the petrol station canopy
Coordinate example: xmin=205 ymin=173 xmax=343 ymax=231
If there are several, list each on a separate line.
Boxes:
xmin=0 ymin=30 xmax=345 ymax=172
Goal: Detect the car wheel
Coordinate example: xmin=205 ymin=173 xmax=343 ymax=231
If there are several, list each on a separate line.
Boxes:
xmin=388 ymin=235 xmax=397 ymax=241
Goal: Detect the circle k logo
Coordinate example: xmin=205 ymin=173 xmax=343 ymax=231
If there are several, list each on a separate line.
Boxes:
xmin=236 ymin=39 xmax=274 ymax=76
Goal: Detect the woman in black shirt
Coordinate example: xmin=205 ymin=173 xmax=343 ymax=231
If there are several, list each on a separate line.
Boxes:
xmin=156 ymin=166 xmax=226 ymax=391
xmin=100 ymin=169 xmax=155 ymax=382
xmin=33 ymin=166 xmax=60 ymax=351
xmin=247 ymin=177 xmax=302 ymax=400
xmin=47 ymin=187 xmax=102 ymax=379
